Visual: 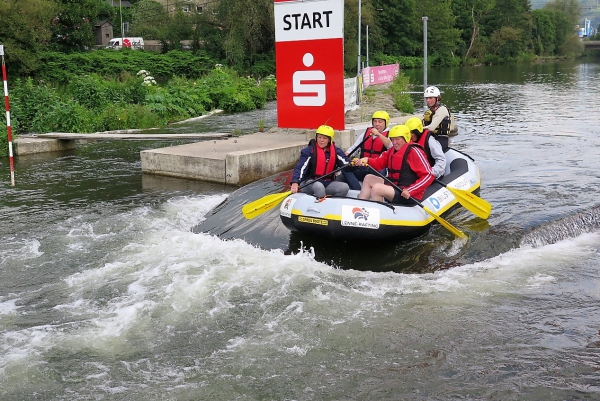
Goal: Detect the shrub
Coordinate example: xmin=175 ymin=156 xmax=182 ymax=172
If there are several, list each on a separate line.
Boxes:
xmin=259 ymin=75 xmax=277 ymax=101
xmin=390 ymin=73 xmax=415 ymax=114
xmin=9 ymin=78 xmax=61 ymax=134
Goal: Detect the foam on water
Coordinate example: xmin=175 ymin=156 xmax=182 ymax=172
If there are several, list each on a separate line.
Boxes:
xmin=1 ymin=194 xmax=600 ymax=394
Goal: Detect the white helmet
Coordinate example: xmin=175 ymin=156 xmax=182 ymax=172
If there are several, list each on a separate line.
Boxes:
xmin=424 ymin=86 xmax=441 ymax=98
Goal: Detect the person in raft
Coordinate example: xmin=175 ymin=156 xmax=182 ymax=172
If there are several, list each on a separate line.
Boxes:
xmin=423 ymin=85 xmax=452 ymax=150
xmin=341 ymin=110 xmax=392 ymax=190
xmin=290 ymin=125 xmax=351 ymax=198
xmin=405 ymin=116 xmax=446 ymax=179
xmin=353 ymin=124 xmax=434 ymax=205
xmin=347 ymin=110 xmax=392 ymax=169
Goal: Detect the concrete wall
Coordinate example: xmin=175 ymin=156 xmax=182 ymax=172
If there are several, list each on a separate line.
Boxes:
xmin=225 ymin=144 xmax=305 ymax=185
xmin=14 ymin=137 xmax=77 ymax=155
xmin=140 ymin=150 xmax=226 ymax=183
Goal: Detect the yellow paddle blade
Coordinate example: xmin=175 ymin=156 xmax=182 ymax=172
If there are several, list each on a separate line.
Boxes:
xmin=242 ymin=191 xmax=292 ymax=220
xmin=446 ymin=187 xmax=492 ymax=219
xmin=422 ymin=205 xmax=468 ymax=239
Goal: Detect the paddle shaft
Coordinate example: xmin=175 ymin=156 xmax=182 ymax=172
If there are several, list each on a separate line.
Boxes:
xmin=346 ymin=127 xmax=386 ymax=158
xmin=367 ymin=166 xmax=467 ymax=238
xmin=294 ymin=163 xmax=349 ymax=191
xmin=242 ymin=164 xmax=351 ymax=219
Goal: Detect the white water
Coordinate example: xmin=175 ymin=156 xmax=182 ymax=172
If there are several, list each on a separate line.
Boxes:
xmin=1 ymin=192 xmax=599 ymax=399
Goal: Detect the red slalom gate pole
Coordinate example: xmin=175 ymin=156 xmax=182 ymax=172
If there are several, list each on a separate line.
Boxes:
xmin=1 ymin=45 xmax=15 ymax=186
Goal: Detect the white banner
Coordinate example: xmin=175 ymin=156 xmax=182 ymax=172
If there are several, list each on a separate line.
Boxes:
xmin=274 ymin=0 xmax=344 ymax=42
xmin=344 ymin=77 xmax=358 ymax=113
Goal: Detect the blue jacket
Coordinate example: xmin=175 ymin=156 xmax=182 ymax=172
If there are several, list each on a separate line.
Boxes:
xmin=291 ymin=140 xmax=350 ymax=185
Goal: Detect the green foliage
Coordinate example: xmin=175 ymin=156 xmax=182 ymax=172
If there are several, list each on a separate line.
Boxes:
xmin=370 ymin=53 xmax=423 ymax=69
xmin=130 ymin=0 xmax=167 ymax=39
xmin=389 ymin=73 xmax=415 ymax=114
xmin=259 ymin=75 xmax=277 ymax=101
xmin=35 ymin=50 xmax=215 ymax=83
xmin=0 ymin=0 xmax=589 ymax=78
xmin=49 ymin=0 xmax=103 ymax=52
xmin=0 ymin=0 xmax=58 ymax=75
xmin=7 ymin=62 xmax=276 ymax=135
xmin=532 ymin=9 xmax=558 ymax=56
xmin=544 ymin=0 xmax=582 ymax=25
xmin=9 ymin=77 xmax=61 ymax=134
xmin=207 ymin=0 xmax=275 ymax=69
xmin=428 ymin=54 xmax=462 ymax=68
xmin=372 ymin=0 xmax=420 ymax=57
xmin=416 ymin=0 xmax=462 ymax=59
xmin=0 ymin=130 xmax=7 ymax=157
xmin=64 ymin=74 xmax=149 ymax=109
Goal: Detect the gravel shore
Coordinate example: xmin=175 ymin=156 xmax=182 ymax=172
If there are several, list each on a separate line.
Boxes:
xmin=344 ymin=82 xmax=406 ymax=125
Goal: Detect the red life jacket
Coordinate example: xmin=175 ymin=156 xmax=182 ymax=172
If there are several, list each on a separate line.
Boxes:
xmin=360 ymin=127 xmax=389 ymax=158
xmin=309 ymin=140 xmax=337 ymax=179
xmin=415 ymin=128 xmax=436 ymax=167
xmin=385 ymin=143 xmax=419 ymax=187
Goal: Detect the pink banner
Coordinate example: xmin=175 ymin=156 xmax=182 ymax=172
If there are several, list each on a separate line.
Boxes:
xmin=361 ymin=64 xmax=399 ymax=89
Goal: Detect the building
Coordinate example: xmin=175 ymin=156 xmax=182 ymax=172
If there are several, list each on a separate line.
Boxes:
xmin=154 ymin=0 xmax=216 ymax=15
xmin=107 ymin=0 xmax=132 ymax=7
xmin=95 ymin=20 xmax=114 ymax=46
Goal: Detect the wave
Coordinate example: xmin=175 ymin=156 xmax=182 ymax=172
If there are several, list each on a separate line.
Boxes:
xmin=520 ymin=204 xmax=600 ymax=248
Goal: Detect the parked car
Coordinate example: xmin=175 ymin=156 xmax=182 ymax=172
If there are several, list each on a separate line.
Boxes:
xmin=106 ymin=37 xmax=144 ymax=50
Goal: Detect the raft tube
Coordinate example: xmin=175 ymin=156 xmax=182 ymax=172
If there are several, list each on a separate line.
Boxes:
xmin=279 ymin=148 xmax=481 ymax=241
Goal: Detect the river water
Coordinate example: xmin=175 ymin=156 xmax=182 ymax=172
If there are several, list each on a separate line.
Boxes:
xmin=1 ymin=60 xmax=600 ymax=400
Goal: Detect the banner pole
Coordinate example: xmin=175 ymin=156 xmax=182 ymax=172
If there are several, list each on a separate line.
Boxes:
xmin=1 ymin=45 xmax=15 ymax=186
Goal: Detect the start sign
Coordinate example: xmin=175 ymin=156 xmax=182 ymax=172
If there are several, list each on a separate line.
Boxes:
xmin=274 ymin=0 xmax=345 ymax=130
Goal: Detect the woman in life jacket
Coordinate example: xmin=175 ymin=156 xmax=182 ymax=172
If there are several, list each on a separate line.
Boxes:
xmin=290 ymin=125 xmax=351 ymax=198
xmin=423 ymin=86 xmax=451 ymax=150
xmin=405 ymin=117 xmax=446 ymax=178
xmin=353 ymin=125 xmax=434 ymax=205
xmin=344 ymin=110 xmax=392 ymax=188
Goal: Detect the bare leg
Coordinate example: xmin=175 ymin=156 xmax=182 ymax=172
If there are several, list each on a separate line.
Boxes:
xmin=371 ymin=183 xmax=396 ymax=202
xmin=358 ymin=174 xmax=383 ymax=200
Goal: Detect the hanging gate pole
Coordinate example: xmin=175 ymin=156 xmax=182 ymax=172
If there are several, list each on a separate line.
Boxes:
xmin=1 ymin=45 xmax=15 ymax=186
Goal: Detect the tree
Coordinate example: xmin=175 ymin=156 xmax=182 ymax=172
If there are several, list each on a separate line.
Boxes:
xmin=372 ymin=0 xmax=420 ymax=57
xmin=416 ymin=0 xmax=461 ymax=65
xmin=157 ymin=11 xmax=193 ymax=53
xmin=544 ymin=0 xmax=581 ymax=25
xmin=49 ymin=0 xmax=105 ymax=52
xmin=190 ymin=0 xmax=275 ymax=70
xmin=482 ymin=0 xmax=532 ymax=60
xmin=532 ymin=9 xmax=557 ymax=55
xmin=0 ymin=0 xmax=58 ymax=75
xmin=452 ymin=0 xmax=495 ymax=62
xmin=130 ymin=0 xmax=168 ymax=39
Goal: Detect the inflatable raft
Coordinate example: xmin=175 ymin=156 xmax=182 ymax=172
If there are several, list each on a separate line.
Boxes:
xmin=279 ymin=148 xmax=482 ymax=241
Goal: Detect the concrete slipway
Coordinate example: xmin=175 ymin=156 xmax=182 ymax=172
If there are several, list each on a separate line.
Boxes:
xmin=13 ymin=116 xmax=419 ymax=186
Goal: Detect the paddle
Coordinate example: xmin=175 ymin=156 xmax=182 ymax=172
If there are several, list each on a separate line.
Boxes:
xmin=434 ymin=178 xmax=492 ymax=219
xmin=242 ymin=164 xmax=349 ymax=220
xmin=346 ymin=126 xmax=387 ymax=158
xmin=345 ymin=130 xmax=370 ymax=158
xmin=366 ymin=165 xmax=467 ymax=238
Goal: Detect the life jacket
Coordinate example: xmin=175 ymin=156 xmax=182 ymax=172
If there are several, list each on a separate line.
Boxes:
xmin=384 ymin=143 xmax=421 ymax=188
xmin=307 ymin=139 xmax=337 ymax=180
xmin=423 ymin=103 xmax=451 ymax=150
xmin=360 ymin=127 xmax=389 ymax=158
xmin=415 ymin=129 xmax=436 ymax=167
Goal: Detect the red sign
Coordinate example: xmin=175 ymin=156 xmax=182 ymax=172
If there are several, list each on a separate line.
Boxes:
xmin=274 ymin=0 xmax=345 ymax=130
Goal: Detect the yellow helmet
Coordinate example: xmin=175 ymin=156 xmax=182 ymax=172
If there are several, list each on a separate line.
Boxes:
xmin=405 ymin=117 xmax=423 ymax=134
xmin=388 ymin=125 xmax=411 ymax=143
xmin=371 ymin=110 xmax=390 ymax=127
xmin=316 ymin=125 xmax=334 ymax=140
